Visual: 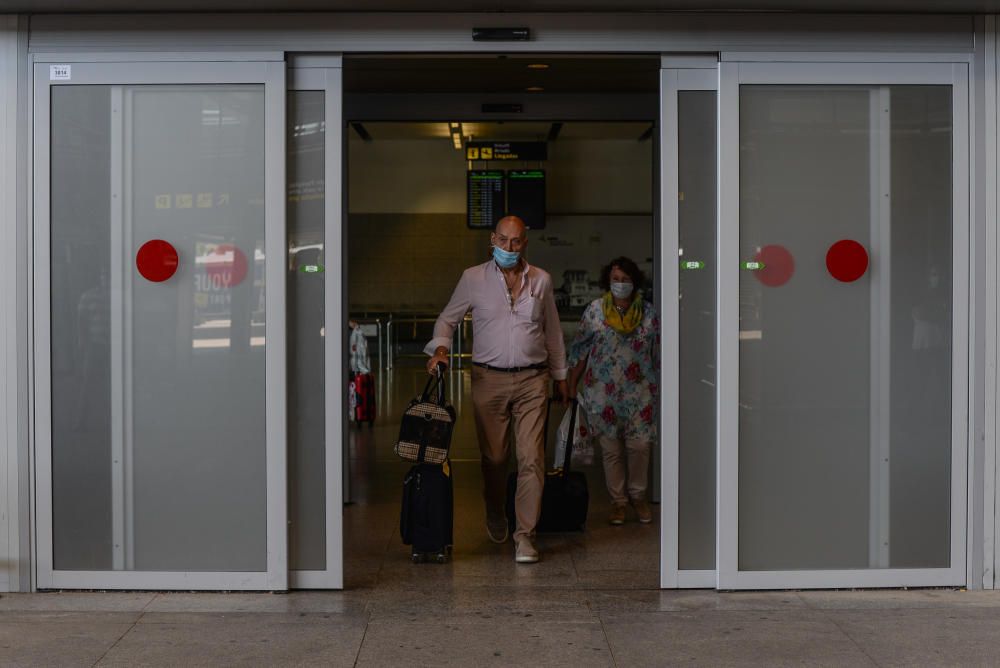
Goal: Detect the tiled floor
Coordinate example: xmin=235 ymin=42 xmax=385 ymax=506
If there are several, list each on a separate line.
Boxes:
xmin=5 ymin=367 xmax=1000 ymax=666
xmin=343 ymin=366 xmax=660 ymax=592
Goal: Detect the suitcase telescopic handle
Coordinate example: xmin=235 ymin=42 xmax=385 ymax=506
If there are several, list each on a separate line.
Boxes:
xmin=545 ymin=397 xmax=579 ymax=475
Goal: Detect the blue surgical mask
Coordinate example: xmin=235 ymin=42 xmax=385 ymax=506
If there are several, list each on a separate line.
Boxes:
xmin=493 ymin=246 xmax=521 ymax=269
xmin=610 ymin=281 xmax=634 ymax=300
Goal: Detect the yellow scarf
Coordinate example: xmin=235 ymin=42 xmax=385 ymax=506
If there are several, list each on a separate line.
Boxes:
xmin=602 ymin=291 xmax=643 ymax=335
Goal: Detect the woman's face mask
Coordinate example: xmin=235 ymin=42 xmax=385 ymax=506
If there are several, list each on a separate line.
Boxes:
xmin=493 ymin=246 xmax=521 ymax=269
xmin=610 ymin=281 xmax=634 ymax=300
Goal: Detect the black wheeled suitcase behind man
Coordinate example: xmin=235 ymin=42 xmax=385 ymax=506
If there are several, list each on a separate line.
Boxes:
xmin=506 ymin=398 xmax=590 ymax=533
xmin=400 ymin=461 xmax=454 ymax=563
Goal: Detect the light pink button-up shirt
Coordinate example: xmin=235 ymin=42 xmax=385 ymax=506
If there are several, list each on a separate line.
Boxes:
xmin=424 ymin=260 xmax=568 ymax=380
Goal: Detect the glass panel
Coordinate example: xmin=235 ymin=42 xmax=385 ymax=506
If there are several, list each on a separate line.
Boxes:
xmin=678 ymin=90 xmax=718 ymax=571
xmin=738 ymin=85 xmax=952 ymax=571
xmin=51 ymin=84 xmax=267 ymax=571
xmin=51 ymin=86 xmax=113 ymax=570
xmin=287 ymin=90 xmax=327 ymax=571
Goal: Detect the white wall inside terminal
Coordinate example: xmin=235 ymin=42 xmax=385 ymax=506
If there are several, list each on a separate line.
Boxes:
xmin=348 ymin=140 xmax=466 ymax=214
xmin=347 ymin=134 xmax=654 ymax=312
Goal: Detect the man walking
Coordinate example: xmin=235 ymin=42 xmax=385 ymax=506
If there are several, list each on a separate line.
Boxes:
xmin=425 ymin=215 xmax=567 ymax=563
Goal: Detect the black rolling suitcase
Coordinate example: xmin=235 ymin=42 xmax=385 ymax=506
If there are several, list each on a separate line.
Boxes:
xmin=506 ymin=398 xmax=590 ymax=533
xmin=400 ymin=461 xmax=454 ymax=563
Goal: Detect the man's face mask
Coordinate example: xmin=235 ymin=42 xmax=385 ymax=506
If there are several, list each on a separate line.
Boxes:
xmin=493 ymin=245 xmax=521 ymax=269
xmin=610 ymin=281 xmax=634 ymax=300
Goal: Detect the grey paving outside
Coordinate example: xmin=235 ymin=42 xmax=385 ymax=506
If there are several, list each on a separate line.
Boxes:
xmin=6 ymin=588 xmax=1000 ymax=666
xmin=4 ymin=368 xmax=999 ymax=666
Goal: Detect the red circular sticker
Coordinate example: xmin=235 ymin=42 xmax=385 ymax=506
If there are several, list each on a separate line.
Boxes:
xmin=136 ymin=239 xmax=179 ymax=283
xmin=754 ymin=244 xmax=795 ymax=287
xmin=826 ymin=240 xmax=869 ymax=283
xmin=206 ymin=244 xmax=248 ymax=288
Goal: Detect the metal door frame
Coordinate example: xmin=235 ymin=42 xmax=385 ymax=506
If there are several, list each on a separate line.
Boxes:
xmin=287 ymin=57 xmax=344 ymax=590
xmin=717 ymin=58 xmax=971 ymax=590
xmin=32 ymin=57 xmax=288 ymax=590
xmin=660 ymin=56 xmax=719 ymax=589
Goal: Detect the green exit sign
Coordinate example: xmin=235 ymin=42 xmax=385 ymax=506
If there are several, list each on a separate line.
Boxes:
xmin=681 ymin=261 xmax=705 ymax=270
xmin=300 ymin=264 xmax=324 ymax=274
xmin=741 ymin=261 xmax=766 ymax=271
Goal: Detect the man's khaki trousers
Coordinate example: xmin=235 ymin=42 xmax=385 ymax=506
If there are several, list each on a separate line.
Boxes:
xmin=470 ymin=366 xmax=549 ymax=542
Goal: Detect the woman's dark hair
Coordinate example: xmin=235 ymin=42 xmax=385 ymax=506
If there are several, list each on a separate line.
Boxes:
xmin=599 ymin=256 xmax=646 ymax=292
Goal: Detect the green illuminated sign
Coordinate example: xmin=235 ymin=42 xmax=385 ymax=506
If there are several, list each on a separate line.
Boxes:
xmin=300 ymin=264 xmax=324 ymax=274
xmin=681 ymin=261 xmax=705 ymax=270
xmin=741 ymin=261 xmax=766 ymax=271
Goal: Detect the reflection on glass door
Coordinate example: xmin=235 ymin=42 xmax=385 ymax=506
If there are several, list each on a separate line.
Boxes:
xmin=51 ymin=84 xmax=267 ymax=572
xmin=739 ymin=84 xmax=952 ymax=570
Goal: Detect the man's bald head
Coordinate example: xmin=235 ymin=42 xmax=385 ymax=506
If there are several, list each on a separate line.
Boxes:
xmin=495 ymin=215 xmax=527 ymax=237
xmin=492 ymin=215 xmax=528 ymax=258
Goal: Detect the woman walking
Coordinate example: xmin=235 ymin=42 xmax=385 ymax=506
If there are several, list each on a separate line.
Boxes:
xmin=568 ymin=257 xmax=660 ymax=525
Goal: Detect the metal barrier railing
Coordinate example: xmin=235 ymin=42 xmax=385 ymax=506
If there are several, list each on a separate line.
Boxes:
xmin=384 ymin=313 xmax=472 ymax=371
xmin=350 ymin=311 xmax=582 ymax=374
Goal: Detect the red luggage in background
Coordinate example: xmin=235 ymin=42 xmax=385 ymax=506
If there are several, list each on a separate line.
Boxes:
xmin=350 ymin=372 xmax=376 ymax=425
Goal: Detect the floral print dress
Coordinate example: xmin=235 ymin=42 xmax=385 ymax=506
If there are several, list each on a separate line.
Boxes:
xmin=568 ymin=298 xmax=660 ymax=443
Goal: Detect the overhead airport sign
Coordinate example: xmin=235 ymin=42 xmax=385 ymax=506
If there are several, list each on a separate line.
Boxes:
xmin=466 ymin=141 xmax=547 ymax=162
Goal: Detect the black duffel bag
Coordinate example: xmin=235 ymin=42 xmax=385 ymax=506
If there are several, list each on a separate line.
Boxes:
xmin=506 ymin=398 xmax=589 ymax=533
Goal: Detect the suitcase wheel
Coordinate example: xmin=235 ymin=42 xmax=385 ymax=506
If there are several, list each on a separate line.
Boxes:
xmin=411 ymin=549 xmax=449 ymax=564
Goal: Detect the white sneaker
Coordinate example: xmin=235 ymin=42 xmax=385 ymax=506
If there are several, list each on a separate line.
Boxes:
xmin=515 ymin=537 xmax=539 ymax=564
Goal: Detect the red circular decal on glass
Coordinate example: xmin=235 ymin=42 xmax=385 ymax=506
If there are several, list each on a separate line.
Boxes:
xmin=136 ymin=240 xmax=179 ymax=283
xmin=754 ymin=244 xmax=795 ymax=287
xmin=826 ymin=240 xmax=869 ymax=282
xmin=206 ymin=244 xmax=248 ymax=288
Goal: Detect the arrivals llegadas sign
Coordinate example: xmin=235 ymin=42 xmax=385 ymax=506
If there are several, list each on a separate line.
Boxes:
xmin=466 ymin=141 xmax=547 ymax=161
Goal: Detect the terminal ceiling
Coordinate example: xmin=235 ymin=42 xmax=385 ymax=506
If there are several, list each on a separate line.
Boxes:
xmin=3 ymin=0 xmax=1000 ymax=12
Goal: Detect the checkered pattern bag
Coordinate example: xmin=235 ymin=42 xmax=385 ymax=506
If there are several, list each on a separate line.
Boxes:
xmin=395 ymin=368 xmax=456 ymax=464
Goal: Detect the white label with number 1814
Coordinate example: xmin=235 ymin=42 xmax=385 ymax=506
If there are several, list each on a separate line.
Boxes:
xmin=49 ymin=65 xmax=72 ymax=81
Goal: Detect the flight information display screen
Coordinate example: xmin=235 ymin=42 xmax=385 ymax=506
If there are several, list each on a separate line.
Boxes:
xmin=507 ymin=170 xmax=546 ymax=230
xmin=467 ymin=170 xmax=505 ymax=229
